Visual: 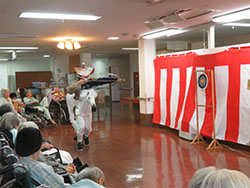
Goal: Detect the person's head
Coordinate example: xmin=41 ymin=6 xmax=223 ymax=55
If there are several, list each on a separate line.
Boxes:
xmin=76 ymin=167 xmax=105 ymax=186
xmin=190 ymin=167 xmax=250 ymax=188
xmin=189 ymin=166 xmax=217 ymax=188
xmin=25 ymin=90 xmax=32 ymax=97
xmin=0 ymin=112 xmax=20 ymax=131
xmin=200 ymin=168 xmax=250 ymax=188
xmin=15 ymin=127 xmax=42 ymax=157
xmin=0 ymin=103 xmax=14 ymax=116
xmin=1 ymin=89 xmax=10 ymax=98
xmin=19 ymin=121 xmax=39 ymax=131
xmin=9 ymin=92 xmax=17 ymax=100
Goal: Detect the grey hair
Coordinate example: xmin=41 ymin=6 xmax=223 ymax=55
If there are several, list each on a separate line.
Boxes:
xmin=19 ymin=121 xmax=39 ymax=131
xmin=201 ymin=168 xmax=250 ymax=188
xmin=76 ymin=167 xmax=105 ymax=183
xmin=1 ymin=89 xmax=9 ymax=97
xmin=0 ymin=103 xmax=14 ymax=116
xmin=189 ymin=166 xmax=217 ymax=188
xmin=0 ymin=112 xmax=20 ymax=130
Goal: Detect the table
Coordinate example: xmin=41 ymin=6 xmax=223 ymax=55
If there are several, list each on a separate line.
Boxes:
xmin=120 ymin=98 xmax=139 ymax=121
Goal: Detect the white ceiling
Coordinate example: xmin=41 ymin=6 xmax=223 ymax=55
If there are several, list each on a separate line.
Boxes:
xmin=0 ymin=0 xmax=250 ymax=57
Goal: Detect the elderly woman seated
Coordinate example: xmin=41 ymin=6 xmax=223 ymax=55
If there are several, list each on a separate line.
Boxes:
xmin=0 ymin=89 xmax=15 ymax=110
xmin=23 ymin=90 xmax=56 ymax=125
xmin=189 ymin=166 xmax=250 ymax=188
xmin=0 ymin=112 xmax=20 ymax=148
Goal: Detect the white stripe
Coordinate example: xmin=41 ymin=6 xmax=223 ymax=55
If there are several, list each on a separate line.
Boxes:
xmin=170 ymin=68 xmax=180 ymax=128
xmin=239 ymin=64 xmax=250 ymax=144
xmin=189 ymin=67 xmax=206 ymax=134
xmin=160 ymin=69 xmax=167 ymax=125
xmin=214 ymin=66 xmax=229 ymax=140
xmin=178 ymin=67 xmax=193 ymax=130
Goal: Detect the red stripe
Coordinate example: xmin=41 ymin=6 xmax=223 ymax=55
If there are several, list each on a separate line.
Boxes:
xmin=181 ymin=68 xmax=196 ymax=132
xmin=225 ymin=52 xmax=240 ymax=142
xmin=174 ymin=68 xmax=186 ymax=129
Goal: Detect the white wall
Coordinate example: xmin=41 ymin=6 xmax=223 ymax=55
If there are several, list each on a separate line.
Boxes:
xmin=0 ymin=61 xmax=9 ymax=92
xmin=52 ymin=55 xmax=69 ymax=86
xmin=0 ymin=58 xmax=51 ymax=92
xmin=91 ymin=55 xmax=131 ymax=97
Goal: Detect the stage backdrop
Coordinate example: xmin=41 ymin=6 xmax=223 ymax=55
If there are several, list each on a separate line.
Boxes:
xmin=153 ymin=47 xmax=250 ymax=145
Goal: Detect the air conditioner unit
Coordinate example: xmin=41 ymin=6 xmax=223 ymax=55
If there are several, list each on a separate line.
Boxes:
xmin=162 ymin=13 xmax=186 ymax=24
xmin=144 ymin=20 xmax=164 ymax=29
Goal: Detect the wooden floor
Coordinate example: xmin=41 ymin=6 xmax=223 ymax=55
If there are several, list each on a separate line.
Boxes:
xmin=41 ymin=103 xmax=250 ymax=188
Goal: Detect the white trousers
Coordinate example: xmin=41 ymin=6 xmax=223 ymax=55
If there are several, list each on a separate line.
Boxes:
xmin=70 ymin=114 xmax=92 ymax=143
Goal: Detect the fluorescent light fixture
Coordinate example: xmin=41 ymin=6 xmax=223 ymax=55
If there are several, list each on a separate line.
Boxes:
xmin=107 ymin=37 xmax=119 ymax=40
xmin=0 ymin=47 xmax=39 ymax=50
xmin=43 ymin=55 xmax=50 ymax=57
xmin=0 ymin=58 xmax=8 ymax=61
xmin=143 ymin=29 xmax=183 ymax=39
xmin=223 ymin=23 xmax=250 ymax=27
xmin=213 ymin=7 xmax=250 ymax=23
xmin=20 ymin=12 xmax=101 ymax=21
xmin=122 ymin=48 xmax=138 ymax=50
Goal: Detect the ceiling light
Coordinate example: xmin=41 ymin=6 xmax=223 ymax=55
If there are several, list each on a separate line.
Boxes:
xmin=122 ymin=48 xmax=139 ymax=50
xmin=0 ymin=58 xmax=8 ymax=61
xmin=57 ymin=42 xmax=65 ymax=49
xmin=107 ymin=37 xmax=119 ymax=40
xmin=19 ymin=12 xmax=101 ymax=21
xmin=73 ymin=41 xmax=81 ymax=49
xmin=43 ymin=55 xmax=50 ymax=57
xmin=0 ymin=47 xmax=39 ymax=50
xmin=213 ymin=7 xmax=250 ymax=23
xmin=57 ymin=40 xmax=81 ymax=50
xmin=65 ymin=41 xmax=73 ymax=50
xmin=223 ymin=23 xmax=250 ymax=27
xmin=143 ymin=29 xmax=183 ymax=39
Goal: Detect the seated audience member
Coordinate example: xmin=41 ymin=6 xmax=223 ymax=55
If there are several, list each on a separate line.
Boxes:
xmin=0 ymin=89 xmax=14 ymax=110
xmin=23 ymin=90 xmax=56 ymax=125
xmin=15 ymin=127 xmax=66 ymax=187
xmin=76 ymin=167 xmax=105 ymax=187
xmin=20 ymin=121 xmax=74 ymax=165
xmin=0 ymin=112 xmax=20 ymax=148
xmin=10 ymin=92 xmax=25 ymax=113
xmin=0 ymin=103 xmax=13 ymax=117
xmin=189 ymin=166 xmax=250 ymax=188
xmin=50 ymin=86 xmax=69 ymax=120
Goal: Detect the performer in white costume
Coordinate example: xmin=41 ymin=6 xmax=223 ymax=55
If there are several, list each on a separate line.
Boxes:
xmin=66 ymin=67 xmax=123 ymax=151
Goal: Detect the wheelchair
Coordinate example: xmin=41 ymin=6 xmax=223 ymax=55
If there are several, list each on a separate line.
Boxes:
xmin=49 ymin=100 xmax=68 ymax=125
xmin=0 ymin=132 xmax=48 ymax=188
xmin=21 ymin=106 xmax=48 ymax=128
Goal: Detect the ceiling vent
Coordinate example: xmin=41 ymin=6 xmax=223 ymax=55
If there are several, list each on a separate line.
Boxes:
xmin=145 ymin=8 xmax=215 ymax=29
xmin=144 ymin=19 xmax=164 ymax=29
xmin=179 ymin=8 xmax=214 ymax=20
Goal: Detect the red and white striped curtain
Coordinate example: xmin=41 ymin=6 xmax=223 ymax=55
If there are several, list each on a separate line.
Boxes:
xmin=153 ymin=47 xmax=250 ymax=145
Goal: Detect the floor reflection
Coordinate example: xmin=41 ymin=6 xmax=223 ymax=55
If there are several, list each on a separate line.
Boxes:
xmin=140 ymin=132 xmax=250 ymax=188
